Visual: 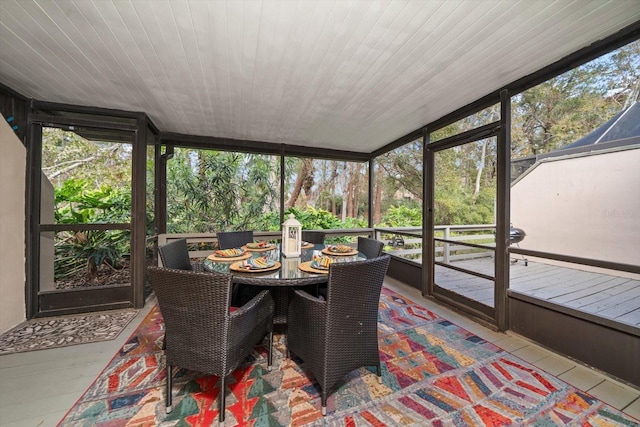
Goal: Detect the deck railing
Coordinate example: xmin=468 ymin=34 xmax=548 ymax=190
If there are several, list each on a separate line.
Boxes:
xmin=375 ymin=225 xmax=496 ymax=264
xmin=154 ymin=226 xmax=497 ymax=265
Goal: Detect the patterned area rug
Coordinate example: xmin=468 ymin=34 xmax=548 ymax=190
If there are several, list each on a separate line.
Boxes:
xmin=57 ymin=289 xmax=639 ymax=426
xmin=0 ymin=308 xmax=138 ymax=355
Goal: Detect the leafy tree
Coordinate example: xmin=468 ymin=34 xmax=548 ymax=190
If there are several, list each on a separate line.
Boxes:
xmin=166 ymin=149 xmax=279 ymax=233
xmin=374 ymin=138 xmax=423 ymax=225
xmin=285 ymin=158 xmax=368 ymax=226
xmin=512 ymin=39 xmax=640 ymax=158
xmin=42 ymin=127 xmax=132 ymax=188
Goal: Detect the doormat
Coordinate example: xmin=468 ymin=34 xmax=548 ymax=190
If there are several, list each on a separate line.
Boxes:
xmin=57 ymin=288 xmax=639 ymax=426
xmin=0 ymin=308 xmax=138 ymax=355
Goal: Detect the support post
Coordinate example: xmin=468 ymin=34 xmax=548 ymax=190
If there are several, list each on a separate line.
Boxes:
xmin=495 ymin=90 xmax=511 ymax=331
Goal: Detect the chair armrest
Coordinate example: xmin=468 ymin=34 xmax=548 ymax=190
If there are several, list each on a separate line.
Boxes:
xmin=289 ymin=289 xmax=326 ymax=334
xmin=232 ymin=289 xmax=273 ymax=317
xmin=229 ymin=290 xmax=274 ymax=342
xmin=288 ymin=289 xmax=327 ymax=363
xmin=292 ymin=288 xmax=325 ymax=304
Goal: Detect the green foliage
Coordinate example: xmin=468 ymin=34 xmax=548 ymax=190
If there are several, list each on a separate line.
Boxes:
xmin=166 ymin=150 xmax=279 ymax=233
xmin=286 ymin=206 xmax=343 ymax=230
xmin=341 ymin=216 xmax=367 ymax=229
xmin=377 ymin=205 xmax=422 ymax=227
xmin=53 ymin=178 xmax=131 ymax=280
xmin=55 ymin=230 xmax=128 ymax=281
xmin=55 ymin=178 xmax=131 ymax=224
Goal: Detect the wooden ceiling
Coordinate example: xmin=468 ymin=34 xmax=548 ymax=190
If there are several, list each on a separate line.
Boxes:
xmin=1 ymin=1 xmax=639 ymax=153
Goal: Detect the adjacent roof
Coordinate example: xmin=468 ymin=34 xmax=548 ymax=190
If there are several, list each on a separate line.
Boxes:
xmin=511 ymin=102 xmax=640 ymax=183
xmin=557 ymin=102 xmax=640 ymax=151
xmin=1 ymin=1 xmax=639 ymax=153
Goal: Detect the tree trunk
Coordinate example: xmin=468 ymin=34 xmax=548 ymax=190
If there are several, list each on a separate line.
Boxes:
xmin=473 ymin=139 xmax=488 ymax=200
xmin=373 ymin=166 xmax=383 ymax=224
xmin=286 ymin=158 xmax=313 ymax=209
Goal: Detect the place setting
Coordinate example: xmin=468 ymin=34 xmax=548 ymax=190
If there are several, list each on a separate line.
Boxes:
xmin=230 ymin=256 xmax=281 ymax=273
xmin=242 ymin=240 xmax=277 ymax=252
xmin=321 ymin=244 xmax=358 ymax=256
xmin=299 ymin=255 xmax=333 ymax=274
xmin=207 ymin=247 xmax=251 ymax=262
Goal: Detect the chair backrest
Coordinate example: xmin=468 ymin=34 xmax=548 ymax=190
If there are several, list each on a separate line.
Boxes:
xmin=217 ymin=230 xmax=254 ymax=249
xmin=302 ymin=230 xmax=326 ymax=244
xmin=357 ymin=236 xmax=384 ymax=259
xmin=148 ymin=266 xmax=233 ymax=371
xmin=158 ymin=238 xmax=192 ymax=270
xmin=325 ymin=255 xmax=390 ymax=334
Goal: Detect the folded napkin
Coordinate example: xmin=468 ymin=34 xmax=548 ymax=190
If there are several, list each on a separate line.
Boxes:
xmin=312 ymin=255 xmax=333 ymax=269
xmin=215 ymin=248 xmax=244 ymax=257
xmin=241 ymin=256 xmax=272 ymax=270
xmin=327 ymin=245 xmax=353 ymax=253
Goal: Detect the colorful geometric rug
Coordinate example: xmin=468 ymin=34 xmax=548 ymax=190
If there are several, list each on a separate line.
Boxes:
xmin=0 ymin=308 xmax=138 ymax=355
xmin=57 ymin=288 xmax=639 ymax=426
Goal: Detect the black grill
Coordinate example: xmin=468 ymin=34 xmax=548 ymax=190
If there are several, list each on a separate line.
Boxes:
xmin=509 ymin=227 xmax=526 ymax=244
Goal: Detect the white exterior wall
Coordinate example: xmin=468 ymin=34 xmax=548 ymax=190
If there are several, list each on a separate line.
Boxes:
xmin=0 ymin=114 xmax=26 ymax=333
xmin=511 ymin=147 xmax=640 ymax=278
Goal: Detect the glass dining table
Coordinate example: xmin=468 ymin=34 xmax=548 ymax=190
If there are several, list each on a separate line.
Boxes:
xmin=203 ymin=243 xmax=365 ymax=324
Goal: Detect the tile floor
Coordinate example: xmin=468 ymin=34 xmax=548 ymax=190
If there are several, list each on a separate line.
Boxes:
xmin=0 ymin=278 xmax=638 ymax=426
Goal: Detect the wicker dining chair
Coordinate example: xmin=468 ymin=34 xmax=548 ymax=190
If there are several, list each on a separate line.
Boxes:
xmin=148 ymin=266 xmax=274 ymax=426
xmin=158 ymin=238 xmax=203 ymax=271
xmin=301 ymin=230 xmax=326 ymax=244
xmin=217 ymin=230 xmax=254 ymax=249
xmin=357 ymin=236 xmax=384 ymax=259
xmin=287 ymin=255 xmax=391 ymax=416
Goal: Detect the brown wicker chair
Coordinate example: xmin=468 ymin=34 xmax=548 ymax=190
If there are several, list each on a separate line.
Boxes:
xmin=302 ymin=230 xmax=326 ymax=244
xmin=148 ymin=266 xmax=274 ymax=426
xmin=217 ymin=230 xmax=254 ymax=249
xmin=287 ymin=255 xmax=390 ymax=415
xmin=357 ymin=236 xmax=384 ymax=259
xmin=158 ymin=238 xmax=203 ymax=272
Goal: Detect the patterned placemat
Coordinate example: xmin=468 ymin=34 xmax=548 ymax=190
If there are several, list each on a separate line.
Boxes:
xmin=207 ymin=252 xmax=252 ymax=262
xmin=322 ymin=248 xmax=358 ymax=256
xmin=298 ymin=261 xmax=329 ymax=274
xmin=0 ymin=308 xmax=138 ymax=355
xmin=230 ymin=260 xmax=281 ymax=273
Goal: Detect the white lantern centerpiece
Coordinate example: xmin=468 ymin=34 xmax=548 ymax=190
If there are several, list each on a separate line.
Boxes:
xmin=282 ymin=213 xmax=302 ymax=257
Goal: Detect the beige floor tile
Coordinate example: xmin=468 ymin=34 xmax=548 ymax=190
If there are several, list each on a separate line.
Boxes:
xmin=491 ymin=335 xmax=529 ymax=352
xmin=588 ymin=380 xmax=640 ymax=410
xmin=532 ymin=353 xmax=577 ymax=376
xmin=558 ymin=365 xmax=605 ymax=391
xmin=623 ymin=397 xmax=640 ymax=420
xmin=511 ymin=345 xmax=553 ymax=364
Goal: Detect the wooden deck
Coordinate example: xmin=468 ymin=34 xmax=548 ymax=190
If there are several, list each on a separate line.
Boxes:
xmin=434 ymin=257 xmax=640 ymax=329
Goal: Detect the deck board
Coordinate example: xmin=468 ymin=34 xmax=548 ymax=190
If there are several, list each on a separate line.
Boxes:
xmin=550 ymin=277 xmax=631 ymax=304
xmin=562 ymin=280 xmax=639 ymax=309
xmin=433 ymin=257 xmax=640 ymax=329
